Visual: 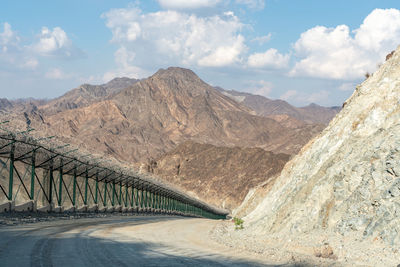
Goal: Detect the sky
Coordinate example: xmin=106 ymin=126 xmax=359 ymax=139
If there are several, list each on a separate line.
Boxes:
xmin=1 ymin=0 xmax=400 ymax=107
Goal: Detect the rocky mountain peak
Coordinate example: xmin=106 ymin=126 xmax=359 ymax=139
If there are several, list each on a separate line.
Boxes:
xmin=307 ymin=103 xmax=319 ymax=107
xmin=145 ymin=67 xmax=209 ymax=95
xmin=102 ymin=77 xmax=139 ymax=92
xmin=152 ymin=67 xmax=201 ymax=82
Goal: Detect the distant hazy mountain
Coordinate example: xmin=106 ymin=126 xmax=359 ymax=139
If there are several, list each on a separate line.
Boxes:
xmin=215 ymin=87 xmax=341 ymax=124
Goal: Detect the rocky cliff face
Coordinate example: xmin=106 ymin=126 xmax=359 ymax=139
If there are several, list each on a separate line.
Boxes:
xmin=241 ymin=46 xmax=400 ymax=247
xmin=148 ymin=141 xmax=290 ymax=210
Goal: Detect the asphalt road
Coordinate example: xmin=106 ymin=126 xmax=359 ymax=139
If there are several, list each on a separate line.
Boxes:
xmin=0 ymin=215 xmax=270 ymax=267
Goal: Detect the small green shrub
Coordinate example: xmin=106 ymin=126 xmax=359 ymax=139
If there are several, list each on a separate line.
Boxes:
xmin=233 ymin=217 xmax=244 ymax=230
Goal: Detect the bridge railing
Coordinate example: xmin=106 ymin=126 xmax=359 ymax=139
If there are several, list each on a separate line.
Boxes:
xmin=0 ymin=127 xmax=227 ymax=220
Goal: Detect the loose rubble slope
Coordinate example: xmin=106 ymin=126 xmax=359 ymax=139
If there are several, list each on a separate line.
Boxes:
xmin=243 ymin=46 xmax=400 ymax=246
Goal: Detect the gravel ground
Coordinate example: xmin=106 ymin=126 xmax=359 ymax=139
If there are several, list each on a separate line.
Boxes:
xmin=211 ymin=220 xmax=400 ymax=267
xmin=0 ymin=215 xmax=285 ymax=266
xmin=0 ymin=211 xmax=167 ymax=226
xmin=4 ymin=211 xmax=397 ymax=266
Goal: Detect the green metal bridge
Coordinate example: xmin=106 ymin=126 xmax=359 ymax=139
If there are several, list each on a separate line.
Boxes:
xmin=0 ymin=125 xmax=227 ymax=220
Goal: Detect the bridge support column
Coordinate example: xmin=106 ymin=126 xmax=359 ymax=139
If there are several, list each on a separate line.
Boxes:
xmin=84 ymin=168 xmax=88 ymax=205
xmin=103 ymin=181 xmax=108 ymax=207
xmin=112 ymin=182 xmax=115 ymax=207
xmin=140 ymin=188 xmax=144 ymax=210
xmin=94 ymin=172 xmax=98 ymax=205
xmin=119 ymin=181 xmax=122 ymax=206
xmin=125 ymin=183 xmax=128 ymax=208
xmin=145 ymin=189 xmax=148 ymax=211
xmin=135 ymin=187 xmax=139 ymax=210
xmin=49 ymin=161 xmax=54 ymax=206
xmin=58 ymin=159 xmax=63 ymax=207
xmin=72 ymin=166 xmax=77 ymax=207
xmin=30 ymin=151 xmax=35 ymax=200
xmin=131 ymin=185 xmax=134 ymax=208
xmin=8 ymin=143 xmax=15 ymax=201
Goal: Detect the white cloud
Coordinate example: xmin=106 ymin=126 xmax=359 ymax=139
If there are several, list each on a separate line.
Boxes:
xmin=198 ymin=35 xmax=245 ymax=67
xmin=157 ymin=0 xmax=221 ymax=9
xmin=290 ymin=8 xmax=400 ymax=80
xmin=20 ymin=58 xmax=38 ymax=69
xmin=104 ymin=8 xmax=142 ymax=43
xmin=248 ymin=48 xmax=289 ymax=69
xmin=102 ymin=7 xmax=246 ymax=72
xmin=244 ymin=80 xmax=272 ymax=97
xmin=338 ymin=82 xmax=356 ymax=91
xmin=253 ymin=80 xmax=272 ymax=97
xmin=0 ymin=22 xmax=39 ymax=71
xmin=280 ymin=89 xmax=330 ymax=104
xmin=306 ymin=90 xmax=330 ymax=103
xmin=45 ymin=68 xmax=70 ymax=80
xmin=251 ymin=33 xmax=272 ymax=45
xmin=235 ymin=0 xmax=265 ymax=10
xmin=0 ymin=22 xmax=19 ymax=48
xmin=103 ymin=46 xmax=149 ymax=82
xmin=355 ymin=8 xmax=400 ymax=53
xmin=1 ymin=23 xmax=85 ymax=76
xmin=0 ymin=22 xmax=21 ymax=56
xmin=33 ymin=27 xmax=84 ymax=58
xmin=78 ymin=74 xmax=103 ymax=85
xmin=280 ymin=90 xmax=297 ymax=101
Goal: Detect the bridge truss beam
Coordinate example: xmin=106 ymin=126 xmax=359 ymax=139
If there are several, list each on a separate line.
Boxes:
xmin=0 ymin=133 xmax=227 ymax=219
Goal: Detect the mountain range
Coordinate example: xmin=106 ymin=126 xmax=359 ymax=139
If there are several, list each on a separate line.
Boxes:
xmin=216 ymin=87 xmax=340 ymax=124
xmin=0 ymin=67 xmax=341 ymax=209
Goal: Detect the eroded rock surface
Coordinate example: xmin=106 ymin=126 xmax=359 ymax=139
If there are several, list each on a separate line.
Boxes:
xmin=242 ymin=46 xmax=400 ymax=247
xmin=148 ymin=141 xmax=290 ymax=210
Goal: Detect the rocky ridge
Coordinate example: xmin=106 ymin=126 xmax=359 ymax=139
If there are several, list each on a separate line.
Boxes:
xmin=216 ymin=87 xmax=340 ymax=124
xmin=40 ymin=77 xmax=138 ymax=115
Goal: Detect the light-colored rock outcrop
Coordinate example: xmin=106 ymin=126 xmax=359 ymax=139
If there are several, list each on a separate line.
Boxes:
xmin=242 ymin=46 xmax=400 ymax=247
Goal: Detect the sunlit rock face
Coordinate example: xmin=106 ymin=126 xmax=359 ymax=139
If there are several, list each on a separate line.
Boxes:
xmin=244 ymin=46 xmax=400 ymax=245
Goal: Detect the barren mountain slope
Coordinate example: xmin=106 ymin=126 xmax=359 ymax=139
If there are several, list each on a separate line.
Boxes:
xmin=148 ymin=141 xmax=290 ymax=209
xmin=25 ymin=67 xmax=323 ymax=163
xmin=217 ymin=87 xmax=340 ymax=124
xmin=2 ymin=67 xmax=330 ymax=211
xmin=40 ymin=77 xmax=138 ymax=115
xmin=298 ymin=103 xmax=341 ymax=124
xmin=0 ymin=98 xmax=13 ymax=111
xmin=111 ymin=67 xmax=281 ymax=148
xmin=220 ymin=47 xmax=400 ymax=264
xmin=35 ymin=100 xmax=157 ymax=163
